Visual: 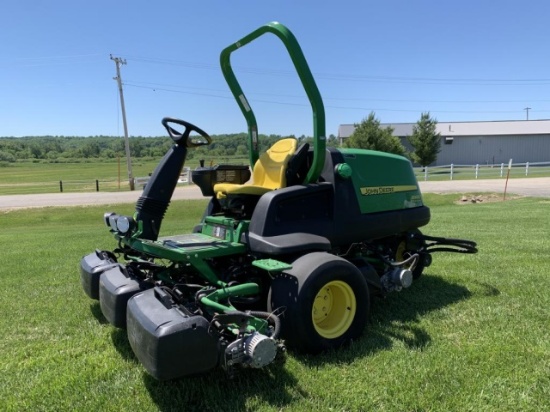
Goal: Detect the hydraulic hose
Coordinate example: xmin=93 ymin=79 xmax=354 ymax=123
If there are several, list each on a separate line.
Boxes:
xmin=421 ymin=234 xmax=478 ymax=254
xmin=248 ymin=311 xmax=282 ymax=339
xmin=210 ymin=309 xmax=281 ymax=338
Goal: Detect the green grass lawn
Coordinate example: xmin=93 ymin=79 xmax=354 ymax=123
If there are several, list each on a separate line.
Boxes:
xmin=0 ymin=160 xmax=164 ymax=194
xmin=0 ymin=157 xmax=250 ymax=195
xmin=0 ymin=195 xmax=548 ymax=411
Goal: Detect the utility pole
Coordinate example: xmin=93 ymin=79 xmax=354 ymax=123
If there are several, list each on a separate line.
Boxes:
xmin=111 ymin=54 xmax=135 ymax=190
xmin=524 ymin=107 xmax=531 ymax=121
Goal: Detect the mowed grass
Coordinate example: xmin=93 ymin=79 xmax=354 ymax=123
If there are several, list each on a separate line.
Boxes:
xmin=0 ymin=160 xmax=163 ymax=194
xmin=0 ymin=195 xmax=548 ymax=411
xmin=0 ymin=157 xmax=249 ymax=195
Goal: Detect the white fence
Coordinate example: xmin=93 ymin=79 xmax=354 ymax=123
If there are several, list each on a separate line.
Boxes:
xmin=415 ymin=161 xmax=550 ymax=181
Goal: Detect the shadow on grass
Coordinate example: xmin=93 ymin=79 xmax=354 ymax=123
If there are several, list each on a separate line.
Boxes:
xmin=144 ymin=359 xmax=305 ymax=412
xmin=297 ymin=273 xmax=472 ymax=367
xmin=90 ymin=302 xmax=139 ymax=363
xmin=469 ymin=280 xmax=500 ymax=296
xmin=139 ymin=274 xmax=471 ymax=410
xmin=111 ymin=328 xmax=139 ymax=363
xmin=89 ymin=302 xmax=108 ymax=325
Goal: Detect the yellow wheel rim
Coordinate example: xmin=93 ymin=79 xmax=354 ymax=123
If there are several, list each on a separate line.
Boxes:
xmin=395 ymin=240 xmax=407 ymax=262
xmin=312 ymin=280 xmax=356 ymax=339
xmin=396 ymin=240 xmax=414 ymax=269
xmin=396 ymin=240 xmax=407 ymax=262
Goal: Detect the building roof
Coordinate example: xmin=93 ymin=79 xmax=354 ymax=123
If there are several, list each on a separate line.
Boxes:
xmin=338 ymin=119 xmax=550 ymax=138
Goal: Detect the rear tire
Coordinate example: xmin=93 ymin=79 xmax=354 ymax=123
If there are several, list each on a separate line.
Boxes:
xmin=268 ymin=252 xmax=369 ymax=353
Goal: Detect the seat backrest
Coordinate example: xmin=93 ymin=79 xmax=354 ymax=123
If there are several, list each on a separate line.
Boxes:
xmin=285 ymin=142 xmax=310 ymax=186
xmin=252 ymin=138 xmax=297 ymax=189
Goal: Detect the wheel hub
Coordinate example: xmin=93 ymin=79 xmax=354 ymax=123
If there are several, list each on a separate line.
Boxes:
xmin=312 ymin=280 xmax=356 ymax=339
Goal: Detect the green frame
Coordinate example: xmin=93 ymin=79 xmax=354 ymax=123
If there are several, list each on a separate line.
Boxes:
xmin=220 ymin=21 xmax=326 ymax=184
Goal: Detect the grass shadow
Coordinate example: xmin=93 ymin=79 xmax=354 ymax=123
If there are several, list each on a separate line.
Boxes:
xmin=140 ymin=274 xmax=471 ymax=410
xmin=144 ymin=358 xmax=305 ymax=412
xmin=89 ymin=302 xmax=108 ymax=325
xmin=469 ymin=280 xmax=500 ymax=296
xmin=90 ymin=302 xmax=138 ymax=363
xmin=110 ymin=328 xmax=138 ymax=363
xmin=297 ymin=273 xmax=472 ymax=367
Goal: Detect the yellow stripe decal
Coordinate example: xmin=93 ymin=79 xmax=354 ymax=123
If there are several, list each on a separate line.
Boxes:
xmin=360 ymin=185 xmax=418 ymax=196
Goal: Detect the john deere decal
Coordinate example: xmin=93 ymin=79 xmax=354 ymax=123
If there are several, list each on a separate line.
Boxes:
xmin=360 ymin=185 xmax=418 ymax=196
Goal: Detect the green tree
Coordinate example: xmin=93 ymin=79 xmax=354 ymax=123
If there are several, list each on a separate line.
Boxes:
xmin=343 ymin=112 xmax=406 ymax=156
xmin=408 ymin=112 xmax=441 ymax=166
xmin=80 ymin=141 xmax=101 ymax=158
xmin=0 ymin=150 xmax=16 ymax=162
xmin=327 ymin=134 xmax=339 ymax=147
xmin=28 ymin=142 xmax=44 ymax=159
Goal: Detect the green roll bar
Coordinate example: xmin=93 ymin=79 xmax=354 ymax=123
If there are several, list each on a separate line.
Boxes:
xmin=220 ymin=21 xmax=326 ymax=184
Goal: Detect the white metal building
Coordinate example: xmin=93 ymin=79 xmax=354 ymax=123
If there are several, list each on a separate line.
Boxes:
xmin=338 ymin=120 xmax=550 ymax=166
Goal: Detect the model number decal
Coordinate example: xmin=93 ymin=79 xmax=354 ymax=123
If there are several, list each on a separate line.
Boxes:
xmin=360 ymin=185 xmax=418 ymax=196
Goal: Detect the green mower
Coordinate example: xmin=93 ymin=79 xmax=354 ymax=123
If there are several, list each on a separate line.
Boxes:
xmin=80 ymin=22 xmax=477 ymax=380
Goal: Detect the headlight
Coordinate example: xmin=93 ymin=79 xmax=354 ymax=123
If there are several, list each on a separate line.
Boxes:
xmin=104 ymin=212 xmax=116 ymax=228
xmin=108 ymin=214 xmax=119 ymax=231
xmin=116 ymin=215 xmax=135 ymax=234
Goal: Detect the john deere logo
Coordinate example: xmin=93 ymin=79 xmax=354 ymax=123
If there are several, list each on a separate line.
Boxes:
xmin=360 ymin=185 xmax=418 ymax=196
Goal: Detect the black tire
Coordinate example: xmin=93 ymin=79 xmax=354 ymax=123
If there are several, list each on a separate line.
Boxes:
xmin=268 ymin=252 xmax=369 ymax=353
xmin=394 ymin=229 xmax=427 ymax=280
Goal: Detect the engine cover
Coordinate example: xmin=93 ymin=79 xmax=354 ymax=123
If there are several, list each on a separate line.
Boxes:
xmin=126 ymin=288 xmax=219 ymax=380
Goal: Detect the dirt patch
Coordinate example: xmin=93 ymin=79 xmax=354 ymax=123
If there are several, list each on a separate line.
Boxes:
xmin=455 ymin=193 xmax=523 ymax=204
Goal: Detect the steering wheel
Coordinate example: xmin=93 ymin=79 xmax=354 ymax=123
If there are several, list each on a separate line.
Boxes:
xmin=161 ymin=117 xmax=211 ymax=148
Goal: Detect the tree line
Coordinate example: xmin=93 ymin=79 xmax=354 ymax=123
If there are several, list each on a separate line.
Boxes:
xmin=0 ymin=133 xmax=339 ymax=164
xmin=0 ymin=135 xmax=171 ymax=162
xmin=0 ymin=112 xmax=440 ymax=167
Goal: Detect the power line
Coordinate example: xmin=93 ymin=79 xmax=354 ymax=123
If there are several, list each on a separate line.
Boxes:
xmin=123 ymin=55 xmax=550 ymax=85
xmin=1 ymin=53 xmax=103 ymax=62
xmin=122 ymin=82 xmax=542 ymax=114
xmin=120 ymin=57 xmax=550 ymax=117
xmin=0 ymin=53 xmax=103 ymax=68
xmin=123 ymin=83 xmax=234 ymax=100
xmin=123 ymin=79 xmax=550 ymax=104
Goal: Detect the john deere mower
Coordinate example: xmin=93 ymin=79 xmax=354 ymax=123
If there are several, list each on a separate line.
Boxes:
xmin=80 ymin=22 xmax=476 ymax=380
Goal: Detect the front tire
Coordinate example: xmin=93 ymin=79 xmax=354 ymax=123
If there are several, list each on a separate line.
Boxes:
xmin=268 ymin=252 xmax=369 ymax=353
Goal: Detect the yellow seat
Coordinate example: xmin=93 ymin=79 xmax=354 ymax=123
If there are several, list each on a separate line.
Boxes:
xmin=214 ymin=138 xmax=298 ymax=198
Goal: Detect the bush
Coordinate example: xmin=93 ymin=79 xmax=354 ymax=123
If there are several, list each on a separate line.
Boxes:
xmin=0 ymin=150 xmax=16 ymax=163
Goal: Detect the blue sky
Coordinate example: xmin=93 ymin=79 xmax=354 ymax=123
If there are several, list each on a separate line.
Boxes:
xmin=3 ymin=0 xmax=550 ymax=138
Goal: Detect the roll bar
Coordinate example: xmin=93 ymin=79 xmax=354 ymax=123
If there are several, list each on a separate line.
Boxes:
xmin=220 ymin=22 xmax=326 ymax=184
